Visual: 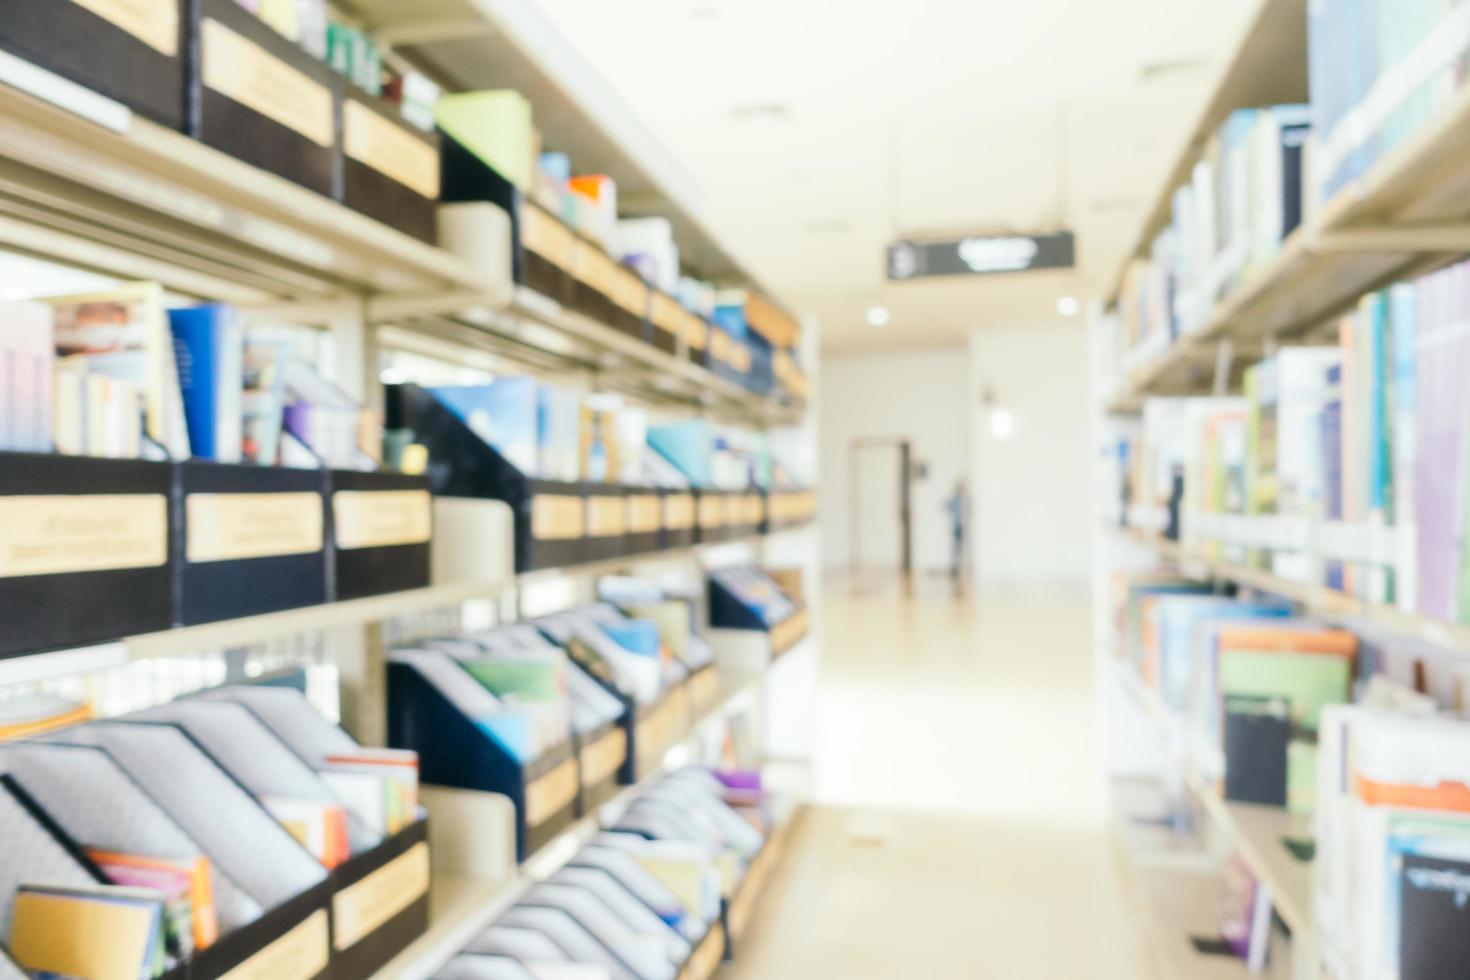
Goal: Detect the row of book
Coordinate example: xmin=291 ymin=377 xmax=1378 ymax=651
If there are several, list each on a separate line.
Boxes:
xmin=1116 ymin=104 xmax=1312 ymax=357
xmin=0 ymin=283 xmax=373 ymax=469
xmin=1111 ymin=255 xmax=1470 ymax=620
xmin=1115 ymin=571 xmax=1470 ymax=977
xmin=0 ymin=682 xmax=422 ymax=979
xmin=432 ymin=766 xmax=772 ymax=980
xmin=1309 ymin=0 xmax=1470 ymax=206
xmin=394 ymin=381 xmax=794 ymax=493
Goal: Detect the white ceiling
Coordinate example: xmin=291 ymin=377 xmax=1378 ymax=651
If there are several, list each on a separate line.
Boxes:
xmin=535 ymin=0 xmax=1255 ymax=353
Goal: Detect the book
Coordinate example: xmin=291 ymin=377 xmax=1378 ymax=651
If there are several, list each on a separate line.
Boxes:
xmin=1223 ymin=694 xmax=1291 ymax=807
xmin=0 ymin=300 xmax=54 ymax=453
xmin=47 ymin=282 xmax=190 ymax=459
xmin=85 ymin=849 xmax=219 ymax=952
xmin=9 ymin=884 xmax=167 ymax=980
xmin=168 ymin=304 xmax=244 ymax=463
xmin=241 ymin=337 xmax=288 ymax=465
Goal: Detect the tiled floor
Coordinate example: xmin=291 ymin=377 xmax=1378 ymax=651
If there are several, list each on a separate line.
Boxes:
xmin=727 ymin=580 xmax=1151 ymax=979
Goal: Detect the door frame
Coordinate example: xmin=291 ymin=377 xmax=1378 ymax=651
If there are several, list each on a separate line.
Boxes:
xmin=847 ymin=436 xmax=913 ymax=578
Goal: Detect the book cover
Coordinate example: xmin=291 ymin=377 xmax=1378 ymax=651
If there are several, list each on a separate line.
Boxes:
xmin=168 ymin=304 xmax=244 ymax=463
xmin=1223 ymin=694 xmax=1291 ymax=806
xmin=1399 ymin=853 xmax=1470 ymax=980
xmin=10 ymin=885 xmax=166 ymax=980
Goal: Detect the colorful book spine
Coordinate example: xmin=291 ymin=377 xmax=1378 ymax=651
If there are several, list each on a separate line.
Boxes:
xmin=168 ymin=305 xmax=244 ymax=463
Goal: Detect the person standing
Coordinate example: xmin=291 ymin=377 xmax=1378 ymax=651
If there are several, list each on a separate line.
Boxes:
xmin=944 ymin=478 xmax=969 ymax=581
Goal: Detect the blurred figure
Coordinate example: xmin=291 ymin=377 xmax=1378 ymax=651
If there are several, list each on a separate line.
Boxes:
xmin=944 ymin=478 xmax=969 ymax=581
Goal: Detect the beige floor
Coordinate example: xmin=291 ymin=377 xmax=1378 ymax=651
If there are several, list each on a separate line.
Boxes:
xmin=727 ymin=579 xmax=1150 ymax=979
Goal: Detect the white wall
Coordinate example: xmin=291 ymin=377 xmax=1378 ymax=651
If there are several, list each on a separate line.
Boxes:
xmin=818 ymin=348 xmax=971 ymax=573
xmin=969 ymin=322 xmax=1093 ymax=586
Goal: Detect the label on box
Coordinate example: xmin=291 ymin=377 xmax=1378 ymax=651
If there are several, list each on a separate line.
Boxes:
xmin=729 ymin=341 xmax=752 ymax=373
xmin=650 ymin=294 xmax=681 ymax=333
xmin=698 ymin=495 xmax=725 ymax=529
xmin=332 ymin=841 xmax=430 ymax=951
xmin=610 ymin=268 xmax=648 ymax=317
xmin=572 ymin=242 xmax=616 ymax=294
xmin=580 ymin=728 xmax=627 ymax=786
xmin=586 ymin=496 xmax=626 ymax=537
xmin=627 ymin=495 xmax=662 ymax=534
xmin=770 ymin=608 xmax=809 ymax=655
xmin=709 ymin=330 xmax=731 ymax=364
xmin=0 ymin=494 xmax=167 ymax=578
xmin=722 ymin=494 xmax=742 ymax=526
xmin=683 ymin=313 xmax=709 ymax=351
xmin=333 ymin=490 xmax=432 ymax=550
xmin=202 ymin=19 xmax=333 ymax=147
xmin=637 ymin=702 xmax=676 ymax=768
xmin=745 ymin=494 xmax=766 ymax=525
xmin=71 ymin=0 xmax=178 ymax=55
xmin=219 ymin=909 xmax=329 ymax=980
xmin=186 ymin=492 xmax=323 ymax=564
xmin=664 ymin=494 xmax=695 ymax=530
xmin=343 ymin=101 xmax=440 ymax=199
xmin=532 ymin=495 xmax=584 ymax=541
xmin=525 ymin=757 xmax=579 ymax=826
xmin=521 ymin=206 xmax=575 ymax=270
xmin=682 ymin=926 xmax=726 ymax=980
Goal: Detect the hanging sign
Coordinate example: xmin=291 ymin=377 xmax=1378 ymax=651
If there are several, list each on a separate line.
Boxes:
xmin=887 ymin=231 xmax=1076 ymax=280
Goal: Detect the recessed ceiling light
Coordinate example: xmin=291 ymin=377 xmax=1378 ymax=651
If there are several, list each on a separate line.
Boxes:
xmin=866 ymin=306 xmax=891 ymax=328
xmin=1057 ymin=296 xmax=1081 ymax=317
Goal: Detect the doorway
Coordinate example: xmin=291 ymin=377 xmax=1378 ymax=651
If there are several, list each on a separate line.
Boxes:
xmin=847 ymin=438 xmax=913 ymax=591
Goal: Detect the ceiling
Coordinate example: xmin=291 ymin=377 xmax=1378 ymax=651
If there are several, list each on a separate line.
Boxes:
xmin=536 ymin=0 xmax=1255 ymax=353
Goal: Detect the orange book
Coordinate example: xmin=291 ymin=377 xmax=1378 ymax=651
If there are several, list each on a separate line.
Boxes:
xmin=86 ymin=849 xmax=219 ymax=949
xmin=1215 ymin=625 xmax=1358 ymax=659
xmin=1354 ymin=776 xmax=1470 ymax=814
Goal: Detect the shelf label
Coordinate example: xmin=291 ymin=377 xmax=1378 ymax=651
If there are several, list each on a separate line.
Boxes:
xmin=332 ymin=490 xmax=432 ymax=550
xmin=0 ymin=494 xmax=167 ymax=578
xmin=627 ymin=494 xmax=663 ymax=534
xmin=186 ymin=492 xmax=323 ymax=564
xmin=201 ymin=19 xmax=333 ymax=147
xmin=610 ymin=267 xmax=649 ymax=317
xmin=586 ymin=495 xmax=627 ymax=537
xmin=521 ymin=206 xmax=575 ymax=270
xmin=71 ymin=0 xmax=178 ymax=55
xmin=343 ymin=101 xmax=440 ymax=199
xmin=770 ymin=609 xmax=809 ymax=655
xmin=532 ymin=495 xmax=585 ymax=541
xmin=650 ymin=293 xmax=681 ymax=333
xmin=332 ymin=841 xmax=430 ymax=950
xmin=219 ymin=909 xmax=329 ymax=980
xmin=580 ymin=727 xmax=627 ymax=786
xmin=698 ymin=495 xmax=725 ymax=529
xmin=722 ymin=494 xmax=742 ymax=526
xmin=664 ymin=494 xmax=695 ymax=530
xmin=525 ymin=757 xmax=579 ymax=826
xmin=571 ymin=241 xmax=616 ymax=294
xmin=682 ymin=312 xmax=708 ymax=351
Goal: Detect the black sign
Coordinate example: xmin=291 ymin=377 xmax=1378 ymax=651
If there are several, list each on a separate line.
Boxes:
xmin=887 ymin=231 xmax=1076 ymax=280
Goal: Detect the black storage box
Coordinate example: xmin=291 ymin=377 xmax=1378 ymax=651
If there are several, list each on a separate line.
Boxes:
xmin=190 ymin=0 xmax=342 ymax=197
xmin=388 ymin=660 xmax=579 ymax=861
xmin=662 ymin=490 xmax=697 ymax=551
xmin=327 ymin=817 xmax=431 ymax=978
xmin=341 ymin=87 xmax=441 ymax=243
xmin=327 ymin=469 xmax=432 ymax=600
xmin=584 ymin=484 xmax=628 ymax=562
xmin=393 ymin=383 xmax=588 ymax=573
xmin=646 ymin=292 xmax=682 ymax=355
xmin=190 ymin=880 xmax=333 ymax=980
xmin=0 ymin=452 xmax=174 ymax=658
xmin=695 ymin=490 xmax=729 ymax=545
xmin=606 ymin=263 xmax=650 ymax=341
xmin=569 ymin=236 xmax=621 ymax=329
xmin=625 ymin=489 xmax=664 ymax=556
xmin=174 ymin=461 xmax=328 ymax=625
xmin=573 ymin=718 xmax=626 ymax=816
xmin=709 ymin=566 xmax=810 ymax=660
xmin=0 ymin=0 xmax=188 ymax=128
xmin=622 ymin=681 xmax=692 ymax=784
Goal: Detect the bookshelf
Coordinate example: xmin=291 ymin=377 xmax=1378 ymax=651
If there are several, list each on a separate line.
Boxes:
xmin=1103 ymin=2 xmax=1470 ymax=413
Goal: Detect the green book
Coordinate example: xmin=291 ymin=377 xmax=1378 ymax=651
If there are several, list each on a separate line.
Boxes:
xmin=1220 ymin=649 xmax=1352 ymax=734
xmin=459 ymin=657 xmax=562 ymax=702
xmin=436 ymin=90 xmax=535 ymax=191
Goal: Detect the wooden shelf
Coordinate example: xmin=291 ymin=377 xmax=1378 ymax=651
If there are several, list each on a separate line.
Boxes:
xmin=1103 ymin=0 xmax=1470 ymax=413
xmin=1115 ymin=526 xmax=1470 ymax=651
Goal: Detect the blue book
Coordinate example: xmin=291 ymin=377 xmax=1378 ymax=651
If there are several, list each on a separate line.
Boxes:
xmin=431 ymin=379 xmax=540 ymax=476
xmin=168 ymin=304 xmax=242 ymax=462
xmin=1366 ymin=292 xmax=1390 ymax=516
xmin=648 ymin=420 xmax=711 ymax=488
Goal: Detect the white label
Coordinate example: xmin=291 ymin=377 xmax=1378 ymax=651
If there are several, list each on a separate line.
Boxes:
xmin=202 ymin=19 xmax=333 ymax=147
xmin=219 ymin=910 xmax=329 ymax=980
xmin=71 ymin=0 xmax=178 ymax=55
xmin=344 ymin=101 xmax=440 ymax=198
xmin=187 ymin=492 xmax=323 ymax=563
xmin=0 ymin=495 xmax=167 ymax=577
xmin=332 ymin=842 xmax=430 ymax=951
xmin=333 ymin=490 xmax=432 ymax=550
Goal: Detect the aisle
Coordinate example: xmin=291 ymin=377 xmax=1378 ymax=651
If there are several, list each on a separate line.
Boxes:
xmin=729 ymin=581 xmax=1151 ymax=979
